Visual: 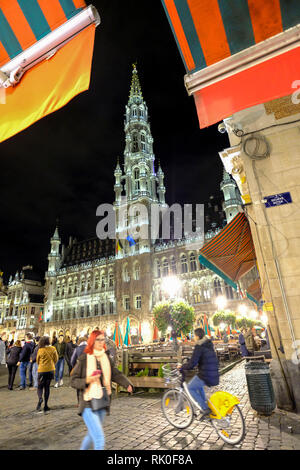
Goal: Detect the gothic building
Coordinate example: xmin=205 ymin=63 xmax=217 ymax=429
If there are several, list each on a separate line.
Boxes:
xmin=0 ymin=266 xmax=44 ymax=339
xmin=41 ymin=66 xmax=254 ymax=343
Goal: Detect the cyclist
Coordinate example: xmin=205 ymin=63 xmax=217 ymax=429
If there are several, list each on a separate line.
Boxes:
xmin=180 ymin=327 xmax=219 ymax=417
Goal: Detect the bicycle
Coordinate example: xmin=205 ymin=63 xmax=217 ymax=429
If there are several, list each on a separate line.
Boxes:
xmin=161 ymin=364 xmax=245 ymax=446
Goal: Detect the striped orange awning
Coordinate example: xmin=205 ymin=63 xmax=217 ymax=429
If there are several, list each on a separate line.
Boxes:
xmin=161 ymin=0 xmax=300 ymax=74
xmin=161 ymin=0 xmax=300 ymax=127
xmin=199 ymin=212 xmax=256 ymax=284
xmin=0 ymin=0 xmax=98 ymax=143
xmin=246 ymin=279 xmax=262 ymax=303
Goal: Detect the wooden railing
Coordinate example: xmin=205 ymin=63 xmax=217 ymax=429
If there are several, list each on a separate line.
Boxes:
xmin=115 ymin=341 xmax=241 ymax=390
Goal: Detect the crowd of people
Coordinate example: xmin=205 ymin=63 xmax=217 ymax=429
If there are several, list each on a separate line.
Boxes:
xmin=0 ymin=329 xmax=133 ymax=450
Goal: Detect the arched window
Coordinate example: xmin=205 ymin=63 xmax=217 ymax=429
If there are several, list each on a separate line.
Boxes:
xmin=134 ymin=168 xmax=139 ymax=180
xmin=156 ymin=260 xmax=161 ymax=278
xmin=68 ymin=278 xmax=73 ymax=295
xmin=87 ymin=276 xmax=91 ymax=291
xmin=132 ymin=107 xmax=137 ymax=118
xmin=170 ymin=257 xmax=177 ymax=274
xmin=190 ymin=253 xmax=197 ymax=272
xmin=141 ymin=133 xmax=146 ymax=151
xmin=214 ymin=279 xmax=222 ymax=296
xmin=134 ymin=263 xmax=140 ymax=280
xmin=132 ymin=133 xmax=138 ymax=152
xmin=108 ymin=272 xmax=114 ymax=288
xmin=94 ymin=273 xmax=99 ymax=290
xmin=81 ymin=276 xmax=85 ymax=292
xmin=181 ymin=254 xmax=188 ymax=274
xmin=225 ymin=284 xmax=234 ymax=300
xmin=162 ymin=258 xmax=169 ymax=277
xmin=56 ymin=282 xmax=60 ymax=298
xmin=123 ymin=265 xmax=130 ymax=282
xmin=101 ymin=273 xmax=106 ymax=289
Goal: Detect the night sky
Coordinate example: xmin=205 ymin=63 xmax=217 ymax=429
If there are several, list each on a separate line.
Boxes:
xmin=0 ymin=0 xmax=230 ymax=283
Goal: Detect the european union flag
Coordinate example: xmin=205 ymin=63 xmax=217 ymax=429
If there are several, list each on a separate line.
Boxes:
xmin=127 ymin=235 xmax=136 ymax=247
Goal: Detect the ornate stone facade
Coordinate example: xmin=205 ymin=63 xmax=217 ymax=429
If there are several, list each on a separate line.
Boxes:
xmin=41 ymin=66 xmax=253 ymax=343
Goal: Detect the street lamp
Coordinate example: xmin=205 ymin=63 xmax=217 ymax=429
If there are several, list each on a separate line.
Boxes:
xmin=250 ymin=309 xmax=258 ymax=319
xmin=215 ymin=295 xmax=227 ymax=310
xmin=238 ymin=305 xmax=248 ymax=316
xmin=161 ymin=276 xmax=182 ymax=299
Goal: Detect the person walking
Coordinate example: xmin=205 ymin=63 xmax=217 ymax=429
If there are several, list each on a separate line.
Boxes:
xmin=6 ymin=340 xmax=22 ymax=390
xmin=70 ymin=335 xmax=89 ymax=405
xmin=71 ymin=330 xmax=133 ymax=450
xmin=17 ymin=333 xmax=35 ymax=390
xmin=71 ymin=335 xmax=88 ymax=369
xmin=65 ymin=335 xmax=77 ymax=376
xmin=238 ymin=328 xmax=250 ymax=357
xmin=0 ymin=332 xmax=8 ymax=372
xmin=244 ymin=327 xmax=257 ymax=356
xmin=30 ymin=336 xmax=40 ymax=390
xmin=36 ymin=336 xmax=58 ymax=413
xmin=54 ymin=334 xmax=66 ymax=387
xmin=180 ymin=328 xmax=219 ymax=417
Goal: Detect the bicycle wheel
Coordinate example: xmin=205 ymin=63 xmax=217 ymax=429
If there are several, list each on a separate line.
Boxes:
xmin=162 ymin=388 xmax=194 ymax=429
xmin=210 ymin=404 xmax=245 ymax=445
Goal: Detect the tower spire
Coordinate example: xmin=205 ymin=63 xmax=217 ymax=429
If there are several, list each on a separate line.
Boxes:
xmin=129 ymin=63 xmax=143 ymax=104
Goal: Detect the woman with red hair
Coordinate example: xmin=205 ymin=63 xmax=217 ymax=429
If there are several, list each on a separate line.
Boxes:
xmin=71 ymin=330 xmax=133 ymax=450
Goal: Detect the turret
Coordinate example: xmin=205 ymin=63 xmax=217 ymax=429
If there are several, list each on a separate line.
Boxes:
xmin=47 ymin=226 xmax=61 ymax=273
xmin=220 ymin=169 xmax=243 ymax=223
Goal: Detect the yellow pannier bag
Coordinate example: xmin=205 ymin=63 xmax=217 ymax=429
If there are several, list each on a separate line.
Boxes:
xmin=208 ymin=391 xmax=240 ymax=419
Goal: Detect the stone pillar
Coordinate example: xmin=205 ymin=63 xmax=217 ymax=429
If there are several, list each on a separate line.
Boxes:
xmin=219 ymin=95 xmax=300 ymax=412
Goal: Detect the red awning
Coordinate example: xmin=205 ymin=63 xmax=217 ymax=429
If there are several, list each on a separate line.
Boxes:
xmin=161 ymin=0 xmax=300 ymax=127
xmin=199 ymin=212 xmax=256 ymax=283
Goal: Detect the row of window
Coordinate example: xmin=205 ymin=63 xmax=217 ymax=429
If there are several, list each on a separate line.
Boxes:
xmin=123 ymin=263 xmax=140 ymax=282
xmin=156 ymin=253 xmax=202 ymax=277
xmin=53 ymin=302 xmax=115 ymax=321
xmin=56 ymin=273 xmax=114 ymax=297
xmin=123 ymin=295 xmax=142 ymax=310
xmin=5 ymin=306 xmax=35 ymax=317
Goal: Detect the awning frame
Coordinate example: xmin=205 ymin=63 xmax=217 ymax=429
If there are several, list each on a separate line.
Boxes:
xmin=0 ymin=5 xmax=100 ymax=89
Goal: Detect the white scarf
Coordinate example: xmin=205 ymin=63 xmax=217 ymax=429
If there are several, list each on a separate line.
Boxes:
xmin=84 ymin=349 xmax=111 ymax=402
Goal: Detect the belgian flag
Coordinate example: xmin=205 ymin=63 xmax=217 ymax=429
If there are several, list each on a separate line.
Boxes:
xmin=116 ymin=239 xmax=123 ymax=254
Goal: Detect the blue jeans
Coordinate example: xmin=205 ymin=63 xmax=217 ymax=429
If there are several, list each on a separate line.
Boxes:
xmin=55 ymin=358 xmax=65 ymax=382
xmin=81 ymin=407 xmax=106 ymax=450
xmin=187 ymin=375 xmax=209 ymax=411
xmin=32 ymin=362 xmax=38 ymax=388
xmin=20 ymin=362 xmax=30 ymax=388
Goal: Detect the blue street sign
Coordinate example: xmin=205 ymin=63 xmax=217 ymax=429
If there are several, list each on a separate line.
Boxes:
xmin=264 ymin=192 xmax=292 ymax=208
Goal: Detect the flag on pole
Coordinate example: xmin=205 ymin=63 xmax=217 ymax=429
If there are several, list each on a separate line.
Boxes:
xmin=38 ymin=307 xmax=44 ymax=322
xmin=127 ymin=235 xmax=136 ymax=247
xmin=116 ymin=239 xmax=123 ymax=255
xmin=124 ymin=317 xmax=131 ymax=347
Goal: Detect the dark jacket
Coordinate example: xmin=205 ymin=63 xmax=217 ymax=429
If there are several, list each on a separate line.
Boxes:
xmin=6 ymin=346 xmax=22 ymax=366
xmin=30 ymin=344 xmax=39 ymax=363
xmin=71 ymin=342 xmax=87 ymax=368
xmin=238 ymin=333 xmax=249 ymax=357
xmin=65 ymin=342 xmax=77 ymax=365
xmin=71 ymin=351 xmax=132 ymax=415
xmin=182 ymin=336 xmax=219 ymax=387
xmin=19 ymin=341 xmax=35 ymax=363
xmin=244 ymin=330 xmax=257 ymax=353
xmin=54 ymin=341 xmax=66 ymax=359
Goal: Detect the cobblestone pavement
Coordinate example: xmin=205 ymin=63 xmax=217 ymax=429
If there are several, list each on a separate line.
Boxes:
xmin=0 ymin=362 xmax=300 ymax=450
